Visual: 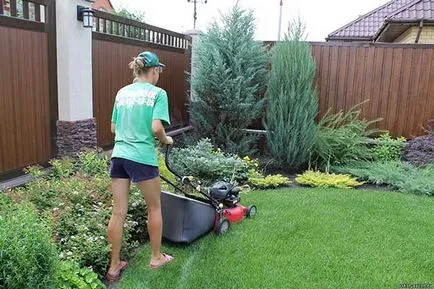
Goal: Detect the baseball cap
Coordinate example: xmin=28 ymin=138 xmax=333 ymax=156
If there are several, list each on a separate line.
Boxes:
xmin=138 ymin=51 xmax=165 ymax=68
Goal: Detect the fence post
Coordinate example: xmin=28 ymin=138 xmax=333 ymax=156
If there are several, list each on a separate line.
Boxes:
xmin=55 ymin=0 xmax=96 ymax=157
xmin=184 ymin=29 xmax=202 ymax=102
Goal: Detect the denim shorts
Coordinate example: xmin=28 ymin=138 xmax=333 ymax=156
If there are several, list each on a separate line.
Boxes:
xmin=109 ymin=158 xmax=159 ymax=183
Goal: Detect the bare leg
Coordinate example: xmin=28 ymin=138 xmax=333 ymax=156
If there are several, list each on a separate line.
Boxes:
xmin=137 ymin=176 xmax=167 ymax=265
xmin=107 ymin=178 xmax=130 ymax=273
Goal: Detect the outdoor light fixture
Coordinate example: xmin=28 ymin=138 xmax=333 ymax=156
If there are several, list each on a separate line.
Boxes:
xmin=77 ymin=5 xmax=95 ymax=28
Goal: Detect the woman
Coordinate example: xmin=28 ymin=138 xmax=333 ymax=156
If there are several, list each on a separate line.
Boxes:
xmin=107 ymin=51 xmax=174 ymax=281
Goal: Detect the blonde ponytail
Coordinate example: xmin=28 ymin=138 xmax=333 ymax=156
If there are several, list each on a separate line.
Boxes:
xmin=129 ymin=57 xmax=150 ymax=81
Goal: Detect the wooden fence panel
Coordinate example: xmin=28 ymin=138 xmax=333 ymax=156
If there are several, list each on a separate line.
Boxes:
xmin=0 ymin=0 xmax=56 ymax=176
xmin=0 ymin=26 xmax=51 ymax=173
xmin=92 ymin=10 xmax=191 ymax=148
xmin=93 ymin=35 xmax=191 ymax=148
xmin=309 ymin=42 xmax=434 ymax=138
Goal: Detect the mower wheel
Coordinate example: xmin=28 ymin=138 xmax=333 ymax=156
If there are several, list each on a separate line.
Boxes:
xmin=215 ymin=218 xmax=230 ymax=235
xmin=246 ymin=205 xmax=257 ymax=218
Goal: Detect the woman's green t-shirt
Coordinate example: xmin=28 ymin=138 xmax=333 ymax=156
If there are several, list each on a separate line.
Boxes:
xmin=111 ymin=82 xmax=171 ymax=166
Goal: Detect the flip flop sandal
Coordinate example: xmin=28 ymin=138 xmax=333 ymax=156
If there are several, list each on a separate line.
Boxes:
xmin=106 ymin=260 xmax=128 ymax=282
xmin=149 ymin=253 xmax=174 ymax=270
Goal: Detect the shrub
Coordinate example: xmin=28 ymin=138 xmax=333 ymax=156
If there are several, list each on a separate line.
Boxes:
xmin=403 ymin=133 xmax=434 ymax=167
xmin=312 ymin=102 xmax=381 ymax=167
xmin=333 ymin=161 xmax=434 ymax=196
xmin=244 ymin=156 xmax=290 ymax=189
xmin=295 ymin=171 xmax=364 ymax=189
xmin=169 ymin=139 xmax=246 ymax=185
xmin=50 ymin=157 xmax=75 ymax=179
xmin=0 ymin=198 xmax=57 ymax=289
xmin=248 ymin=174 xmax=290 ymax=189
xmin=264 ymin=19 xmax=318 ymax=171
xmin=190 ymin=4 xmax=268 ymax=155
xmin=53 ymin=260 xmax=104 ymax=289
xmin=78 ymin=149 xmax=110 ymax=177
xmin=371 ymin=133 xmax=406 ymax=162
xmin=49 ymin=175 xmax=145 ymax=277
xmin=24 ymin=164 xmax=46 ymax=179
xmin=7 ymin=150 xmax=148 ymax=278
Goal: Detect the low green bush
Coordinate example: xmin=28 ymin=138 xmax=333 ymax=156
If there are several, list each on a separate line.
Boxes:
xmin=295 ymin=170 xmax=364 ymax=189
xmin=371 ymin=133 xmax=406 ymax=161
xmin=169 ymin=139 xmax=246 ymax=185
xmin=7 ymin=149 xmax=148 ymax=278
xmin=333 ymin=161 xmax=434 ymax=196
xmin=312 ymin=102 xmax=381 ymax=167
xmin=0 ymin=198 xmax=57 ymax=289
xmin=53 ymin=260 xmax=105 ymax=289
xmin=78 ymin=149 xmax=110 ymax=177
xmin=50 ymin=157 xmax=75 ymax=179
xmin=244 ymin=156 xmax=290 ymax=189
xmin=248 ymin=174 xmax=290 ymax=189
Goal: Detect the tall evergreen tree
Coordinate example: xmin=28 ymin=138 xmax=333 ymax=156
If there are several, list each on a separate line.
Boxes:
xmin=190 ymin=4 xmax=268 ymax=155
xmin=264 ymin=19 xmax=318 ymax=171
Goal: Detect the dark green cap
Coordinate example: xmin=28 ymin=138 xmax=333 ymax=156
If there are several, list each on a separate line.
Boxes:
xmin=138 ymin=51 xmax=165 ymax=68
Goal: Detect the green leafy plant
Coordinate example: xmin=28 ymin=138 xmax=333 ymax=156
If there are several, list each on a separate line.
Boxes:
xmin=0 ymin=198 xmax=57 ymax=289
xmin=333 ymin=161 xmax=434 ymax=196
xmin=20 ymin=177 xmax=62 ymax=211
xmin=371 ymin=133 xmax=406 ymax=161
xmin=170 ymin=139 xmax=246 ymax=185
xmin=78 ymin=149 xmax=110 ymax=177
xmin=265 ymin=18 xmax=318 ymax=171
xmin=24 ymin=165 xmax=46 ymax=179
xmin=312 ymin=101 xmax=381 ymax=168
xmin=190 ymin=4 xmax=269 ymax=155
xmin=295 ymin=171 xmax=364 ymax=189
xmin=114 ymin=6 xmax=146 ymax=22
xmin=50 ymin=157 xmax=75 ymax=179
xmin=5 ymin=149 xmax=148 ymax=279
xmin=243 ymin=156 xmax=290 ymax=189
xmin=248 ymin=174 xmax=290 ymax=189
xmin=53 ymin=260 xmax=104 ymax=289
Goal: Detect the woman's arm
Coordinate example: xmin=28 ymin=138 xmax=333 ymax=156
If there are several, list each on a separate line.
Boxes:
xmin=152 ymin=119 xmax=172 ymax=145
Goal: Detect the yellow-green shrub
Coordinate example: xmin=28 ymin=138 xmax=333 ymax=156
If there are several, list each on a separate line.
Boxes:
xmin=249 ymin=174 xmax=290 ymax=189
xmin=296 ymin=171 xmax=364 ymax=189
xmin=244 ymin=156 xmax=290 ymax=189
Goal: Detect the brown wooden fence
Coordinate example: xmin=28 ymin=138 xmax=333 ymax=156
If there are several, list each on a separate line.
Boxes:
xmin=0 ymin=0 xmax=57 ymax=175
xmin=309 ymin=42 xmax=434 ymax=138
xmin=92 ymin=10 xmax=191 ymax=148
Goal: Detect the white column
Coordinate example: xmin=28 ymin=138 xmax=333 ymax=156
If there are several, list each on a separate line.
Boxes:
xmin=56 ymin=0 xmax=93 ymax=121
xmin=184 ymin=29 xmax=202 ymax=102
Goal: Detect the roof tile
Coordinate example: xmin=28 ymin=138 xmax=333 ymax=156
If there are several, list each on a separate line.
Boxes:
xmin=328 ymin=0 xmax=434 ymax=40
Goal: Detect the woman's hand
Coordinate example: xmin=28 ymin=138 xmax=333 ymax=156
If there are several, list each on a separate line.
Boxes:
xmin=164 ymin=136 xmax=174 ymax=146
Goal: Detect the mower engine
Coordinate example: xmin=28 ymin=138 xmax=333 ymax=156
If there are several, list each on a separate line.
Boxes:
xmin=209 ymin=181 xmax=241 ymax=207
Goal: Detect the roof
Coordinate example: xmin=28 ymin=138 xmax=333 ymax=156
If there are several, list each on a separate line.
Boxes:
xmin=327 ymin=0 xmax=434 ymax=41
xmin=107 ymin=0 xmax=114 ymax=10
xmin=388 ymin=0 xmax=434 ymax=22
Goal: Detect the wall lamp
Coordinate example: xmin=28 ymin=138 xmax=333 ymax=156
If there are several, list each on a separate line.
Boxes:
xmin=77 ymin=5 xmax=95 ymax=28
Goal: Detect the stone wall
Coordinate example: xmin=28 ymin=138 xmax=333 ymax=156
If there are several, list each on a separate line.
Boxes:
xmin=56 ymin=118 xmax=97 ymax=157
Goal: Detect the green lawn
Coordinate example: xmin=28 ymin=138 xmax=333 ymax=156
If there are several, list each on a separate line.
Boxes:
xmin=119 ymin=188 xmax=434 ymax=289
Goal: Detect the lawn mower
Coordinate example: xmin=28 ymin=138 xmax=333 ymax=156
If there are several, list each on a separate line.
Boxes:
xmin=159 ymin=145 xmax=257 ymax=243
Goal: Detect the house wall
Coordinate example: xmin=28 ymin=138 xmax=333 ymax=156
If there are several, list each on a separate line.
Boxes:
xmin=92 ymin=0 xmax=114 ymax=12
xmin=395 ymin=26 xmax=434 ymax=44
